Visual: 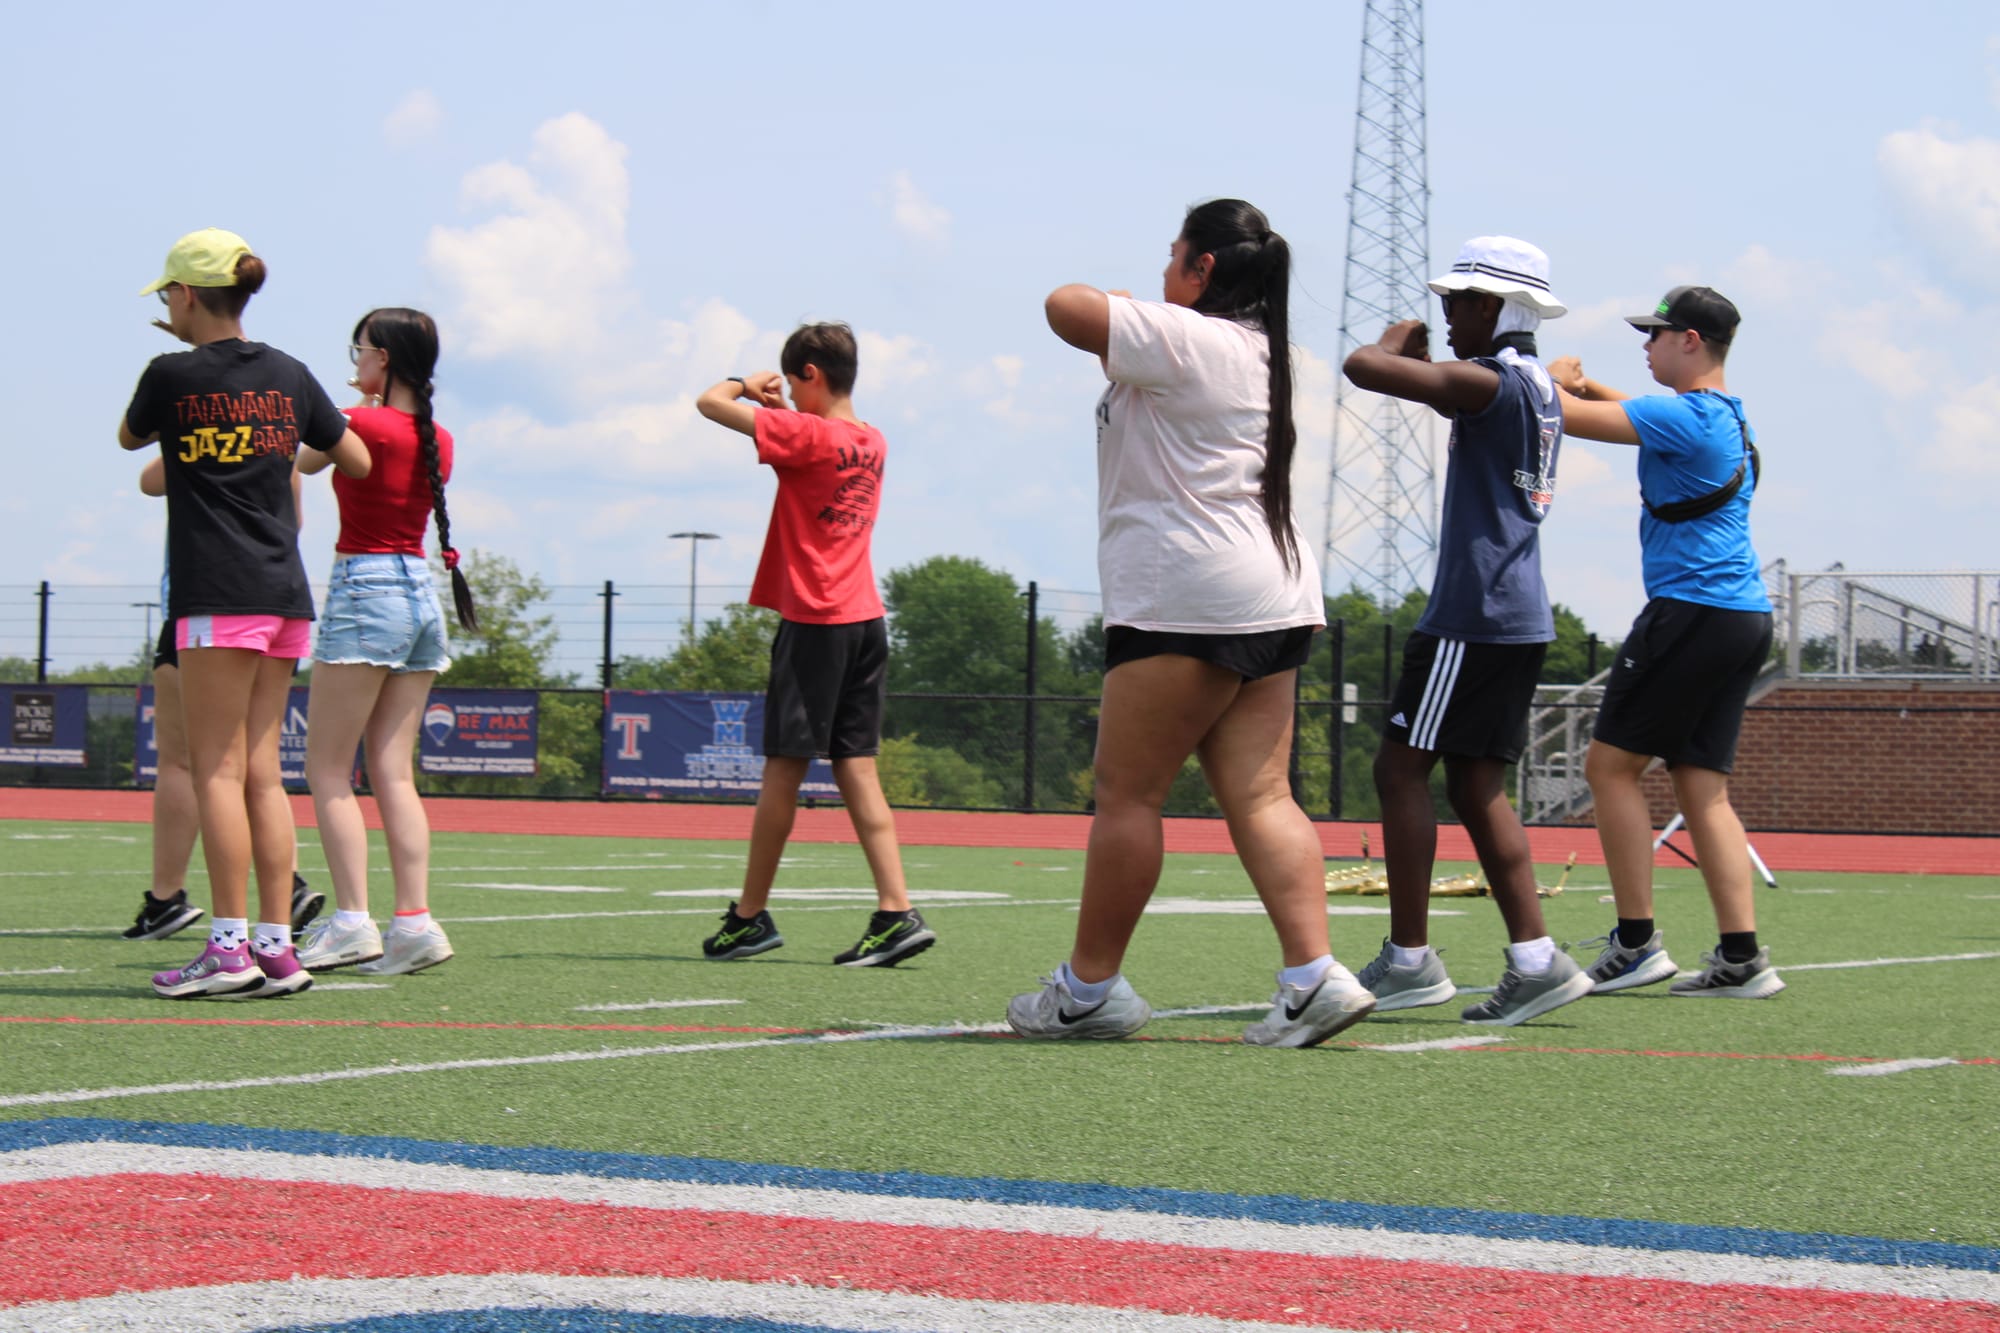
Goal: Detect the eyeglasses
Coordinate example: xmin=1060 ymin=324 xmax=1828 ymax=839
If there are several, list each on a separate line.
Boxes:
xmin=347 ymin=344 xmax=374 ymax=364
xmin=156 ymin=287 xmax=174 ymax=307
xmin=1438 ymin=290 xmax=1471 ymax=309
xmin=1644 ymin=325 xmax=1690 ymax=342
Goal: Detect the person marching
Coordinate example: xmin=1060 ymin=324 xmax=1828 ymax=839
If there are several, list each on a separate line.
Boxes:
xmin=693 ymin=323 xmax=937 ymax=968
xmin=1341 ymin=236 xmax=1593 ymax=1027
xmin=120 ymin=228 xmax=370 ymax=999
xmin=1549 ymin=286 xmax=1783 ymax=999
xmin=299 ymin=308 xmax=474 ymax=977
xmin=1009 ymin=198 xmax=1374 ymax=1048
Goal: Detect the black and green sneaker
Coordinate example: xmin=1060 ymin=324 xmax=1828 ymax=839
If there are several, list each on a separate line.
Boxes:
xmin=834 ymin=908 xmax=937 ymax=968
xmin=702 ymin=902 xmax=784 ymax=960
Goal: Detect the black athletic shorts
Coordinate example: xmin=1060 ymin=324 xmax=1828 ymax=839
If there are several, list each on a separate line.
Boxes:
xmin=1592 ymin=597 xmax=1773 ymax=773
xmin=764 ymin=617 xmax=888 ymax=759
xmin=1103 ymin=624 xmax=1316 ymax=681
xmin=1384 ymin=632 xmax=1547 ymax=763
xmin=153 ymin=619 xmax=177 ymax=671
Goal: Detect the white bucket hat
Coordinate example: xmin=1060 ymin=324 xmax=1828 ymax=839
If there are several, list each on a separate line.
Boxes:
xmin=1428 ymin=236 xmax=1566 ymax=319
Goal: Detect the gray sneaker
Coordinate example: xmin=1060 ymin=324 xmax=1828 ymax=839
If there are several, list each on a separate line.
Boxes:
xmin=1243 ymin=965 xmax=1376 ymax=1048
xmin=1580 ymin=927 xmax=1679 ymax=993
xmin=1007 ymin=972 xmax=1151 ymax=1040
xmin=296 ymin=917 xmax=385 ymax=971
xmin=1669 ymin=947 xmax=1786 ymax=999
xmin=355 ymin=922 xmax=454 ymax=976
xmin=1461 ymin=950 xmax=1594 ymax=1026
xmin=1355 ymin=938 xmax=1456 ymax=1011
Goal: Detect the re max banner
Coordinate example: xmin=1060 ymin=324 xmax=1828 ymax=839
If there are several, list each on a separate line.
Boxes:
xmin=135 ymin=686 xmax=314 ymax=788
xmin=419 ymin=689 xmax=538 ymax=776
xmin=0 ymin=684 xmax=86 ymax=766
xmin=601 ymin=691 xmax=836 ymax=799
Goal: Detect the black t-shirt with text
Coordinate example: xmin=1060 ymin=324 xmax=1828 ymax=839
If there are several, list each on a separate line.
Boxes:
xmin=124 ymin=340 xmax=346 ymax=620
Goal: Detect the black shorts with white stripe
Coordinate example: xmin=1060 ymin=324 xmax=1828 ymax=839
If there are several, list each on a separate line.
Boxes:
xmin=1383 ymin=632 xmax=1548 ymax=762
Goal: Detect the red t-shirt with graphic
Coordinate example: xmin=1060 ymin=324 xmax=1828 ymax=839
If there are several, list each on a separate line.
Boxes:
xmin=333 ymin=406 xmax=455 ymax=555
xmin=749 ymin=409 xmax=886 ymax=624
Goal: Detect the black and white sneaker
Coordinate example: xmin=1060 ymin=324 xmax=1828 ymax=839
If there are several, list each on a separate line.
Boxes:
xmin=702 ymin=902 xmax=784 ymax=960
xmin=121 ymin=891 xmax=204 ymax=942
xmin=289 ymin=873 xmax=325 ymax=935
xmin=834 ymin=909 xmax=938 ymax=967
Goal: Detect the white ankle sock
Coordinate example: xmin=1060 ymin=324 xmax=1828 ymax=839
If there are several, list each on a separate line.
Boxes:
xmin=252 ymin=923 xmax=291 ymax=957
xmin=1056 ymin=961 xmax=1113 ymax=1004
xmin=209 ymin=918 xmax=248 ymax=950
xmin=1509 ymin=936 xmax=1556 ymax=973
xmin=393 ymin=910 xmax=433 ymax=934
xmin=1279 ymin=954 xmax=1334 ymax=989
xmin=333 ymin=910 xmax=372 ymax=930
xmin=1389 ymin=943 xmax=1429 ymax=969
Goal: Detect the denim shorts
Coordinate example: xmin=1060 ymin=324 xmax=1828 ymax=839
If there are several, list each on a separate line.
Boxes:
xmin=313 ymin=553 xmax=452 ymax=674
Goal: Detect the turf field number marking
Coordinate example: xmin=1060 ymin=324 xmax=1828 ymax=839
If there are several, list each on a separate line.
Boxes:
xmin=1828 ymin=1058 xmax=1961 ymax=1077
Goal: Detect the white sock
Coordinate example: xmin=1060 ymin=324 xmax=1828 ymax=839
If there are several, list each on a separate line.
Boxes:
xmin=252 ymin=923 xmax=292 ymax=957
xmin=1056 ymin=961 xmax=1113 ymax=1005
xmin=393 ymin=910 xmax=433 ymax=934
xmin=1389 ymin=943 xmax=1429 ymax=969
xmin=333 ymin=910 xmax=372 ymax=930
xmin=209 ymin=918 xmax=248 ymax=950
xmin=1509 ymin=936 xmax=1557 ymax=974
xmin=1279 ymin=954 xmax=1334 ymax=990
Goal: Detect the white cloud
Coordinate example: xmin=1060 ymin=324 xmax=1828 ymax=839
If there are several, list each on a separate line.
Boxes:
xmin=856 ymin=331 xmax=935 ymax=388
xmin=383 ymin=90 xmax=442 ymax=145
xmin=1878 ymin=124 xmax=2000 ymax=289
xmin=887 ymin=170 xmax=950 ymax=244
xmin=1926 ymin=376 xmax=2000 ymax=480
xmin=426 ymin=112 xmax=634 ymax=363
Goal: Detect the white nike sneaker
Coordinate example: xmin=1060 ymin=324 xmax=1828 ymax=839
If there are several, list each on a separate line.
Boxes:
xmin=1244 ymin=964 xmax=1376 ymax=1048
xmin=355 ymin=922 xmax=454 ymax=976
xmin=296 ymin=917 xmax=384 ymax=971
xmin=1007 ymin=971 xmax=1151 ymax=1040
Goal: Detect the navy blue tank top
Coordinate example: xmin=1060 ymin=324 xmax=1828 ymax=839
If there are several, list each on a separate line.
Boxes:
xmin=1414 ymin=353 xmax=1561 ymax=644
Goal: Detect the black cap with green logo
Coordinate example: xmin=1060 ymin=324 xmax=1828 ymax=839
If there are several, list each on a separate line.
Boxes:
xmin=1625 ymin=285 xmax=1740 ymax=344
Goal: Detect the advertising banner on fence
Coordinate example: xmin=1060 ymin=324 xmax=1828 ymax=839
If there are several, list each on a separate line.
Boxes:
xmin=0 ymin=684 xmax=87 ymax=766
xmin=602 ymin=691 xmax=836 ymax=799
xmin=137 ymin=686 xmax=314 ymax=788
xmin=419 ymin=689 xmax=539 ymax=776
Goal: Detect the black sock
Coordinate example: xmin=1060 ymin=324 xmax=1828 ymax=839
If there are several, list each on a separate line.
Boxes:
xmin=1719 ymin=931 xmax=1759 ymax=964
xmin=1616 ymin=918 xmax=1655 ymax=950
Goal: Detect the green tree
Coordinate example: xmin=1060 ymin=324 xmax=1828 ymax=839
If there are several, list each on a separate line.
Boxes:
xmin=615 ymin=604 xmax=779 ymax=692
xmin=443 ymin=551 xmax=568 ymax=688
xmin=877 ymin=734 xmax=1006 ymax=808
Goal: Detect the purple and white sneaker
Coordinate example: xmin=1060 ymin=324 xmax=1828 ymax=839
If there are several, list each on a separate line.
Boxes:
xmin=225 ymin=945 xmax=313 ymax=1000
xmin=152 ymin=941 xmax=264 ymax=999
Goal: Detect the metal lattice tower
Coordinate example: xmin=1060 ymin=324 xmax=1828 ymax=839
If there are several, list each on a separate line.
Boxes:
xmin=1323 ymin=0 xmax=1435 ymax=606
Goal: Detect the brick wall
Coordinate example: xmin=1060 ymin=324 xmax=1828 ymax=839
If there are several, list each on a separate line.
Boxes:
xmin=1625 ymin=680 xmax=2000 ymax=834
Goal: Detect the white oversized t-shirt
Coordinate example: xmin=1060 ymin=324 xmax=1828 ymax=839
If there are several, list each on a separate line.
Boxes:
xmin=1097 ymin=297 xmax=1324 ymax=632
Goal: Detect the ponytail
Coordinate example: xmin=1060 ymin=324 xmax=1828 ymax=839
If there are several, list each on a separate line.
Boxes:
xmin=1181 ymin=199 xmax=1300 ymax=572
xmin=357 ymin=306 xmax=477 ymax=631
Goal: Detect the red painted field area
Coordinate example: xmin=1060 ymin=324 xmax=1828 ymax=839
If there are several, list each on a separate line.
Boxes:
xmin=3 ymin=787 xmax=1994 ymax=874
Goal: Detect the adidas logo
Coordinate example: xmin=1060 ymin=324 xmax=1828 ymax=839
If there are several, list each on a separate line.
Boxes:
xmin=1389 ymin=712 xmax=1407 ymax=727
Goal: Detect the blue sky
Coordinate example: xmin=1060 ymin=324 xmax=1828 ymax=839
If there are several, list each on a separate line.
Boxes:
xmin=6 ymin=1 xmax=1998 ymax=657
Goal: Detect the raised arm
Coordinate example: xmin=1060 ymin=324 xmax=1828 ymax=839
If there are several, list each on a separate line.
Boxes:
xmin=297 ymin=427 xmax=374 ymax=477
xmin=1548 ymin=356 xmax=1641 ymax=445
xmin=1342 ymin=320 xmax=1500 ymax=416
xmin=1045 ymin=285 xmax=1111 ymax=357
xmin=696 ymin=371 xmax=784 ymax=438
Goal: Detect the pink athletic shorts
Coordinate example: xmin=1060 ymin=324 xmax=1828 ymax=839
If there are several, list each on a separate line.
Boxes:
xmin=175 ymin=614 xmax=313 ymax=659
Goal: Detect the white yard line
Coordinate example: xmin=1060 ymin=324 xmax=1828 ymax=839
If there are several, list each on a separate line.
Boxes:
xmin=1361 ymin=1035 xmax=1511 ymax=1053
xmin=1829 ymin=1058 xmax=1962 ymax=1077
xmin=574 ymin=998 xmax=746 ymax=1013
xmin=1784 ymin=951 xmax=2000 ymax=972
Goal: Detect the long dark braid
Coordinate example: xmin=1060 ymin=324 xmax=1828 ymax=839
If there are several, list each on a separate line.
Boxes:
xmin=357 ymin=307 xmax=477 ymax=630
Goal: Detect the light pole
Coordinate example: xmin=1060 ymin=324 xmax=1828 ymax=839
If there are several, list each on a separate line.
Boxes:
xmin=131 ymin=600 xmax=159 ymax=665
xmin=669 ymin=531 xmax=720 ymax=644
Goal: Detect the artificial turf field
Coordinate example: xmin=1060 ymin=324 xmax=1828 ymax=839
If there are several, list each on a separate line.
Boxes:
xmin=1 ymin=813 xmax=1996 ymax=1330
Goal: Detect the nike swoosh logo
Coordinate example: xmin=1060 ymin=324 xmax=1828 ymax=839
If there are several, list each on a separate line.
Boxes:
xmin=1284 ymin=982 xmax=1325 ymax=1022
xmin=1056 ymin=1001 xmax=1103 ymax=1025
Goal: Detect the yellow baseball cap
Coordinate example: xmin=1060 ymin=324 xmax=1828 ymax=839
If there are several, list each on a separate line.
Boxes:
xmin=139 ymin=228 xmax=252 ymax=295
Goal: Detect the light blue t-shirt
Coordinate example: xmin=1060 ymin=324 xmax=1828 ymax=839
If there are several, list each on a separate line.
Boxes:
xmin=1622 ymin=390 xmax=1770 ymax=611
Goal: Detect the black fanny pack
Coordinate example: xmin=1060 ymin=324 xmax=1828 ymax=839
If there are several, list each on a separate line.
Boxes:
xmin=1645 ymin=395 xmax=1759 ymax=524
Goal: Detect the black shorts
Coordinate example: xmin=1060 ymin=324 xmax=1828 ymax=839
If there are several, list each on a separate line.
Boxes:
xmin=1103 ymin=625 xmax=1316 ymax=681
xmin=1384 ymin=632 xmax=1547 ymax=762
xmin=153 ymin=619 xmax=177 ymax=671
xmin=764 ymin=617 xmax=888 ymax=759
xmin=1593 ymin=598 xmax=1773 ymax=773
